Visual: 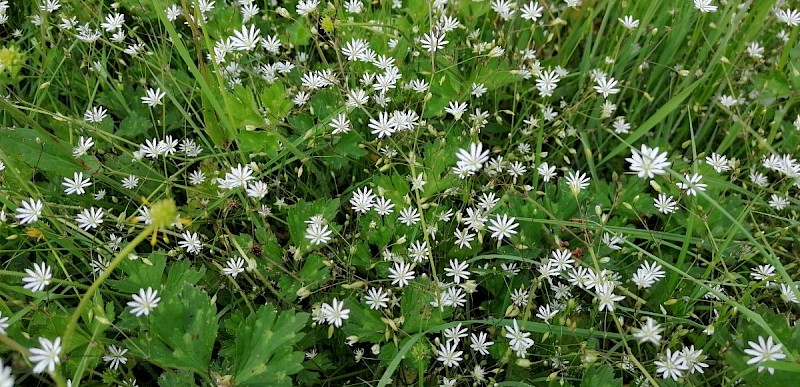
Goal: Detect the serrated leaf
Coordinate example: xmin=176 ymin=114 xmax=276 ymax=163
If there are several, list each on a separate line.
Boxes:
xmin=126 ymin=283 xmax=218 ymax=375
xmin=107 ymin=252 xmax=168 ymax=293
xmin=227 ymin=305 xmax=308 ymax=387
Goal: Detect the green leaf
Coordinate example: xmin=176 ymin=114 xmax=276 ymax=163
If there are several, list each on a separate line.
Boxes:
xmin=401 ymin=278 xmax=449 ymax=334
xmin=342 ymin=299 xmax=386 ymax=343
xmin=126 ymin=283 xmax=218 ymax=375
xmin=581 ymin=363 xmax=622 ymax=387
xmin=226 ymin=305 xmax=308 ymax=387
xmin=327 ymin=132 xmax=368 ymax=170
xmin=108 ymin=252 xmax=168 ymax=293
xmin=278 ymin=254 xmax=330 ymax=302
xmin=237 ymin=130 xmax=282 ymax=158
xmin=260 ymin=82 xmax=293 ymax=125
xmin=287 ymin=20 xmax=312 ymax=46
xmin=117 ymin=111 xmax=153 ymax=139
xmin=0 ymin=127 xmax=100 ymax=178
xmin=163 ymin=259 xmax=206 ymax=293
xmin=286 ymin=198 xmax=340 ymax=248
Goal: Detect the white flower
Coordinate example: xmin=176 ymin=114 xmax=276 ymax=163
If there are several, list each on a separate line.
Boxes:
xmin=445 ymin=101 xmax=468 ymax=120
xmin=443 ymin=323 xmax=468 ymax=343
xmin=296 ymin=0 xmax=319 ymax=16
xmin=75 ymin=207 xmax=105 ymax=230
xmin=0 ymin=312 xmax=8 ymax=334
xmin=188 ymin=170 xmax=206 ymax=186
xmin=246 ymin=181 xmax=269 ymax=199
xmin=504 ymin=319 xmax=534 ymax=357
xmin=141 ymin=87 xmax=166 ymax=107
xmin=677 ymin=173 xmax=707 ymax=196
xmin=596 ymin=284 xmax=625 ymax=312
xmin=72 ymin=136 xmax=94 ymax=158
xmin=222 ymin=164 xmax=254 ymax=189
xmin=364 ymin=287 xmax=390 ymax=310
xmin=15 ymin=198 xmax=44 ymax=224
xmin=321 ymin=298 xmax=350 ymax=327
xmin=398 ymin=207 xmax=421 ymax=226
xmin=374 ymin=197 xmax=395 ymax=216
xmin=179 ymin=231 xmax=204 ymax=254
xmin=777 ymin=8 xmax=800 ymax=26
xmin=368 ymin=111 xmax=397 ymax=138
xmin=768 ymin=194 xmax=789 ymax=211
xmin=535 ymin=304 xmax=558 ymax=323
xmin=420 ymin=31 xmax=448 ymax=52
xmin=122 ymin=175 xmax=140 ymax=190
xmin=127 ymin=287 xmax=161 ymax=317
xmin=84 ymin=106 xmax=108 ymax=123
xmin=455 ymin=142 xmax=491 ymax=173
xmin=779 ymin=283 xmax=799 ymax=304
xmin=222 ymin=257 xmax=246 ymax=278
xmin=744 ymin=336 xmax=787 ymax=374
xmin=654 ymin=193 xmax=677 ymax=214
xmin=535 ymin=70 xmax=561 ymax=97
xmin=102 ymin=345 xmax=128 ymax=370
xmin=618 ymin=15 xmax=639 ymax=29
xmin=593 ymin=76 xmax=620 ymax=98
xmin=0 ymin=357 xmax=13 ymax=387
xmin=469 ymin=331 xmax=494 ymax=355
xmin=655 ymin=348 xmax=688 ymax=380
xmin=453 ymin=228 xmax=475 ymax=249
xmin=705 ymin=152 xmax=730 ymax=173
xmin=632 ymin=317 xmax=663 ymax=346
xmin=565 ymin=170 xmax=590 ymax=195
xmin=520 ymin=1 xmax=543 ymax=21
xmin=487 ymin=214 xmax=519 ymax=242
xmin=330 ymin=113 xmax=351 ymax=134
xmin=231 ymin=24 xmax=261 ymax=51
xmin=436 ymin=341 xmax=463 ymax=367
xmin=63 ymin=172 xmax=92 ymax=195
xmin=693 ymin=0 xmax=717 ymax=13
xmin=23 ymin=262 xmax=52 ymax=292
xmin=626 ymin=145 xmax=671 ymax=179
xmin=305 ymin=223 xmax=333 ymax=245
xmin=679 ymin=345 xmax=708 ymax=374
xmin=747 ymin=42 xmax=764 ymax=59
xmin=388 ymin=261 xmax=415 ymax=288
xmin=28 ymin=337 xmax=62 ymax=374
xmin=538 ymin=162 xmax=556 ymax=182
xmin=350 ymin=187 xmax=376 ymax=214
xmin=444 ymin=259 xmax=470 ymax=283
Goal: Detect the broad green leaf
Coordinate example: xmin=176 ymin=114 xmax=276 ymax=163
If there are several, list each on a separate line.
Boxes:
xmin=227 ymin=305 xmax=308 ymax=387
xmin=278 ymin=254 xmax=330 ymax=302
xmin=107 ymin=252 xmax=168 ymax=293
xmin=581 ymin=363 xmax=622 ymax=387
xmin=342 ymin=299 xmax=386 ymax=343
xmin=236 ymin=130 xmax=282 ymax=158
xmin=127 ymin=283 xmax=218 ymax=375
xmin=117 ymin=111 xmax=153 ymax=139
xmin=401 ymin=278 xmax=449 ymax=334
xmin=0 ymin=127 xmax=100 ymax=178
xmin=286 ymin=198 xmax=340 ymax=248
